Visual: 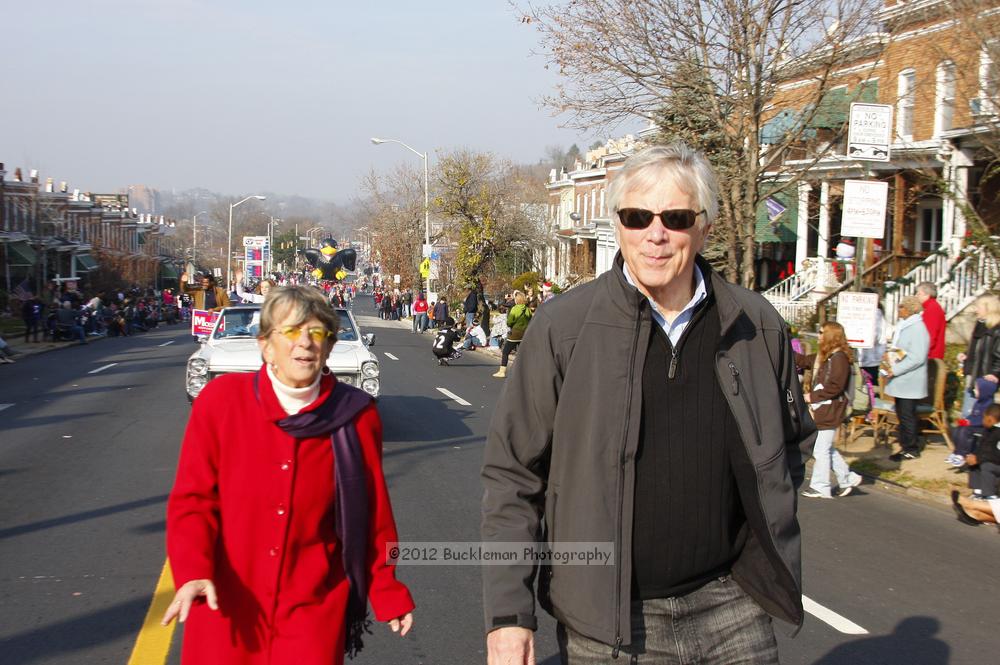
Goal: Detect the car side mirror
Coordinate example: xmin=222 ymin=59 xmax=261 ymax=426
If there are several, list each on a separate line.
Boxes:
xmin=363 ymin=333 xmax=375 ymax=346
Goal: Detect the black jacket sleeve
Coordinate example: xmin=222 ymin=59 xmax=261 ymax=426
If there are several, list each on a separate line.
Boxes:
xmin=974 ymin=428 xmax=1000 ymax=465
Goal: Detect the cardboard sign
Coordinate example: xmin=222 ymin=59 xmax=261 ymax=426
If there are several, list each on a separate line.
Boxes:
xmin=847 ymin=103 xmax=893 ymax=162
xmin=837 ymin=292 xmax=879 ymax=348
xmin=191 ymin=309 xmax=220 ymax=336
xmin=841 ymin=180 xmax=888 ymax=239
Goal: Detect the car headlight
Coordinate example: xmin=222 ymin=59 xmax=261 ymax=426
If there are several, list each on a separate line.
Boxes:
xmin=361 ymin=361 xmax=379 ymax=378
xmin=187 ymin=375 xmax=208 ymax=395
xmin=188 ymin=358 xmax=208 ymax=376
xmin=361 ymin=378 xmax=379 ymax=397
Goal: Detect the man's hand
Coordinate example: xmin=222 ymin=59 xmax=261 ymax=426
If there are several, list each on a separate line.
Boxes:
xmin=180 ymin=273 xmax=188 ymax=284
xmin=967 ymin=454 xmax=979 ymax=466
xmin=161 ymin=579 xmax=218 ymax=625
xmin=487 ymin=626 xmax=534 ymax=665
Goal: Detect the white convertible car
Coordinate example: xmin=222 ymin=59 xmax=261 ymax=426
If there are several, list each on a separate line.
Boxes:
xmin=185 ymin=305 xmax=380 ymax=402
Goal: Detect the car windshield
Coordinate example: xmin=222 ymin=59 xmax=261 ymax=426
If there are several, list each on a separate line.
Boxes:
xmin=213 ymin=308 xmax=260 ymax=339
xmin=335 ymin=309 xmax=357 ymax=341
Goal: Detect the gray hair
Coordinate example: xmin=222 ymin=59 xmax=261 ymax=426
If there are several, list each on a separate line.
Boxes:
xmin=899 ymin=295 xmax=923 ymax=314
xmin=916 ymin=281 xmax=937 ymax=298
xmin=258 ymin=285 xmax=339 ymax=340
xmin=606 ymin=143 xmax=719 ymax=228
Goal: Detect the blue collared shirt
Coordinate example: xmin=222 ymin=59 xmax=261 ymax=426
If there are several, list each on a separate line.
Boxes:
xmin=623 ymin=263 xmax=707 ymax=347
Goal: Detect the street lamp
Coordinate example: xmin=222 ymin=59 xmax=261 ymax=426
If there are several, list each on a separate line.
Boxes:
xmin=371 ymin=136 xmax=430 ymax=296
xmin=191 ymin=210 xmax=208 ymax=266
xmin=228 ymin=195 xmax=266 ymax=288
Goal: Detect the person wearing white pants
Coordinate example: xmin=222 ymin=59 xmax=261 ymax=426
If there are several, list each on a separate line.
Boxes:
xmin=798 ymin=321 xmax=863 ymax=498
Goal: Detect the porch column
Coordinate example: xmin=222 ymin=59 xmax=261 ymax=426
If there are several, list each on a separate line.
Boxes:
xmin=796 ymin=181 xmax=811 ymax=270
xmin=949 ymin=147 xmax=975 ymax=255
xmin=818 ymin=180 xmax=831 ymax=260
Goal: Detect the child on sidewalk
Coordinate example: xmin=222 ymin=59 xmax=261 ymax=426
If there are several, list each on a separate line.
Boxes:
xmin=949 ymin=377 xmax=998 ymax=467
xmin=967 ymin=404 xmax=1000 ymax=500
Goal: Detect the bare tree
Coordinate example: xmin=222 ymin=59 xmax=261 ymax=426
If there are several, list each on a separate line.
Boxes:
xmin=359 ymin=164 xmax=426 ymax=288
xmin=522 ymin=0 xmax=881 ymax=286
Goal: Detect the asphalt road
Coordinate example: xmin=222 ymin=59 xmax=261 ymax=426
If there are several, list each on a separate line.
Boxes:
xmin=1 ymin=296 xmax=999 ymax=664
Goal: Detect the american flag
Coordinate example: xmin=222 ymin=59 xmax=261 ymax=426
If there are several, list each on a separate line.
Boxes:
xmin=12 ymin=278 xmax=33 ymax=300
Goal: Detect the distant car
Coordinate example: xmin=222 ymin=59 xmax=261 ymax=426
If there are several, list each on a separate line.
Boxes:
xmin=185 ymin=305 xmax=379 ymax=402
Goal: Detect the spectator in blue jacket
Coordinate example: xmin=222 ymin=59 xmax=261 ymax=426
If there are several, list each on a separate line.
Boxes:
xmin=885 ymin=295 xmax=930 ymax=462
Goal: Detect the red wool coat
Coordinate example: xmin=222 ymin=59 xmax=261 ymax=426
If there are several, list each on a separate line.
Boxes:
xmin=167 ymin=369 xmax=414 ymax=665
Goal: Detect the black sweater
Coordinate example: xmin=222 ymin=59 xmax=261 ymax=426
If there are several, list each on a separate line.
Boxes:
xmin=631 ymin=290 xmax=747 ymax=600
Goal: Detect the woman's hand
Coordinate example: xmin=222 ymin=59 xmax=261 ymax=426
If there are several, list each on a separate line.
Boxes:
xmin=388 ymin=612 xmax=413 ymax=637
xmin=957 ymin=352 xmax=967 ymax=363
xmin=161 ymin=579 xmax=219 ymax=626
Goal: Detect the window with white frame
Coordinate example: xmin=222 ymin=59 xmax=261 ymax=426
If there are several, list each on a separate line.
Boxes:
xmin=897 ymin=69 xmax=916 ymax=139
xmin=934 ymin=61 xmax=955 ymax=135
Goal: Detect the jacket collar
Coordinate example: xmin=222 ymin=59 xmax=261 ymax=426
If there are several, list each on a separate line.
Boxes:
xmin=610 ymin=252 xmax=745 ymax=335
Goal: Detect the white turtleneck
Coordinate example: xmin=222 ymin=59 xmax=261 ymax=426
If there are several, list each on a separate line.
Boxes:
xmin=267 ymin=365 xmax=321 ymax=415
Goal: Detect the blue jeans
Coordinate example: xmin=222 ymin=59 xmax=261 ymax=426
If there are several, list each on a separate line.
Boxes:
xmin=557 ymin=576 xmax=777 ymax=664
xmin=809 ymin=428 xmax=861 ymax=497
xmin=465 ymin=312 xmax=475 ymax=327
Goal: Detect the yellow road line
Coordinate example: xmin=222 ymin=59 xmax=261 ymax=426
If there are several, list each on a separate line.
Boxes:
xmin=127 ymin=558 xmax=176 ymax=665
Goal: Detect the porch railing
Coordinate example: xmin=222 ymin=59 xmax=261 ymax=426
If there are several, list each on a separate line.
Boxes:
xmin=883 ymin=249 xmax=1000 ymax=327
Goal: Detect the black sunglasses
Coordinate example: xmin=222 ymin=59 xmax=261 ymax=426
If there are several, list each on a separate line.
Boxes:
xmin=617 ymin=208 xmax=706 ymax=231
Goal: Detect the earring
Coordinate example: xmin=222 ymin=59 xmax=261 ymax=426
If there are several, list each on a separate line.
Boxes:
xmin=321 ymin=366 xmax=332 ymax=376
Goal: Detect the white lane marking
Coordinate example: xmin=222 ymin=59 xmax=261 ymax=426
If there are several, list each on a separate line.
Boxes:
xmin=803 ymin=595 xmax=869 ymax=635
xmin=88 ymin=363 xmax=118 ymax=375
xmin=384 ymin=352 xmax=399 ymax=361
xmin=436 ymin=387 xmax=471 ymax=406
xmin=158 ymin=340 xmax=175 ymax=347
xmin=0 ymin=403 xmax=13 ymax=412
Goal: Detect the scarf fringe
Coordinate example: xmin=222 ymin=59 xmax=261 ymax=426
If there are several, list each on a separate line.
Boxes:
xmin=344 ymin=611 xmax=373 ymax=659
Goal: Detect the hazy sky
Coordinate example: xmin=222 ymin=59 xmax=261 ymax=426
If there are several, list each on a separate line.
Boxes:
xmin=1 ymin=0 xmax=605 ymax=201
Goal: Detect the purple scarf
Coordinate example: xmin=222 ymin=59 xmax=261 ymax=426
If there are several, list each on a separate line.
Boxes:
xmin=255 ymin=374 xmax=374 ymax=658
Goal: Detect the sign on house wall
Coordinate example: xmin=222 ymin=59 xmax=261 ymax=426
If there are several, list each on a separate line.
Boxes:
xmin=837 ymin=291 xmax=879 ymax=349
xmin=841 ymin=180 xmax=888 ymax=239
xmin=847 ymin=103 xmax=893 ymax=162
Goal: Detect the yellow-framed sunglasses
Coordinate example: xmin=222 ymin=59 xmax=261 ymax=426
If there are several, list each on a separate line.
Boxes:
xmin=273 ymin=325 xmax=335 ymax=343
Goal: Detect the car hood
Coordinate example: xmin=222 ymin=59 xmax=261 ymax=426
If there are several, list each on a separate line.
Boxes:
xmin=200 ymin=340 xmax=374 ymax=372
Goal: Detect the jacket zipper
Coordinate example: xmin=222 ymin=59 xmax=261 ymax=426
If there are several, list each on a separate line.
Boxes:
xmin=668 ymin=346 xmax=679 ymax=379
xmin=728 ymin=361 xmax=762 ymax=445
xmin=720 ymin=349 xmax=801 ymax=622
xmin=613 ymin=308 xmax=642 ymax=658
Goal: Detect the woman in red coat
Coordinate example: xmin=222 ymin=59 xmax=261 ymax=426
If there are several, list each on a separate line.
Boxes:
xmin=163 ymin=285 xmax=414 ymax=664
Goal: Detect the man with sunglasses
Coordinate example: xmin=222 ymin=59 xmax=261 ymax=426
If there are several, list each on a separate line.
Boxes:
xmin=482 ymin=143 xmax=814 ymax=664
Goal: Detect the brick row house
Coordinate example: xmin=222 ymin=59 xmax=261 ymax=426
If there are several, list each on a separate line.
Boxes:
xmin=759 ymin=0 xmax=1000 ymax=325
xmin=542 ymin=0 xmax=1000 ymax=330
xmin=0 ymin=163 xmax=183 ymax=299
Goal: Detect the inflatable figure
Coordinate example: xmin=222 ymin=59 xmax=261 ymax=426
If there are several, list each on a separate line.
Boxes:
xmin=301 ymin=238 xmax=357 ymax=281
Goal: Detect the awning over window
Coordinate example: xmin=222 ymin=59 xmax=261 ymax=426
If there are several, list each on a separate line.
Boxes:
xmin=160 ymin=263 xmax=179 ymax=279
xmin=6 ymin=241 xmax=37 ymax=266
xmin=75 ymin=253 xmax=98 ymax=272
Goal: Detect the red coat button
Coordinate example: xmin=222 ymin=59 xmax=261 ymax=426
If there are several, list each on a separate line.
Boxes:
xmin=269 ymin=547 xmax=279 ymax=557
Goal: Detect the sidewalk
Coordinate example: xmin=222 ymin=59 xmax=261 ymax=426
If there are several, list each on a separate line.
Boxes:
xmin=837 ymin=427 xmax=967 ymax=507
xmin=2 ymin=329 xmax=109 ymax=360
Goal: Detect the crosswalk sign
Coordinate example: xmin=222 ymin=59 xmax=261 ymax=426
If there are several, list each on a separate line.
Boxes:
xmin=419 ymin=257 xmax=431 ymax=278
